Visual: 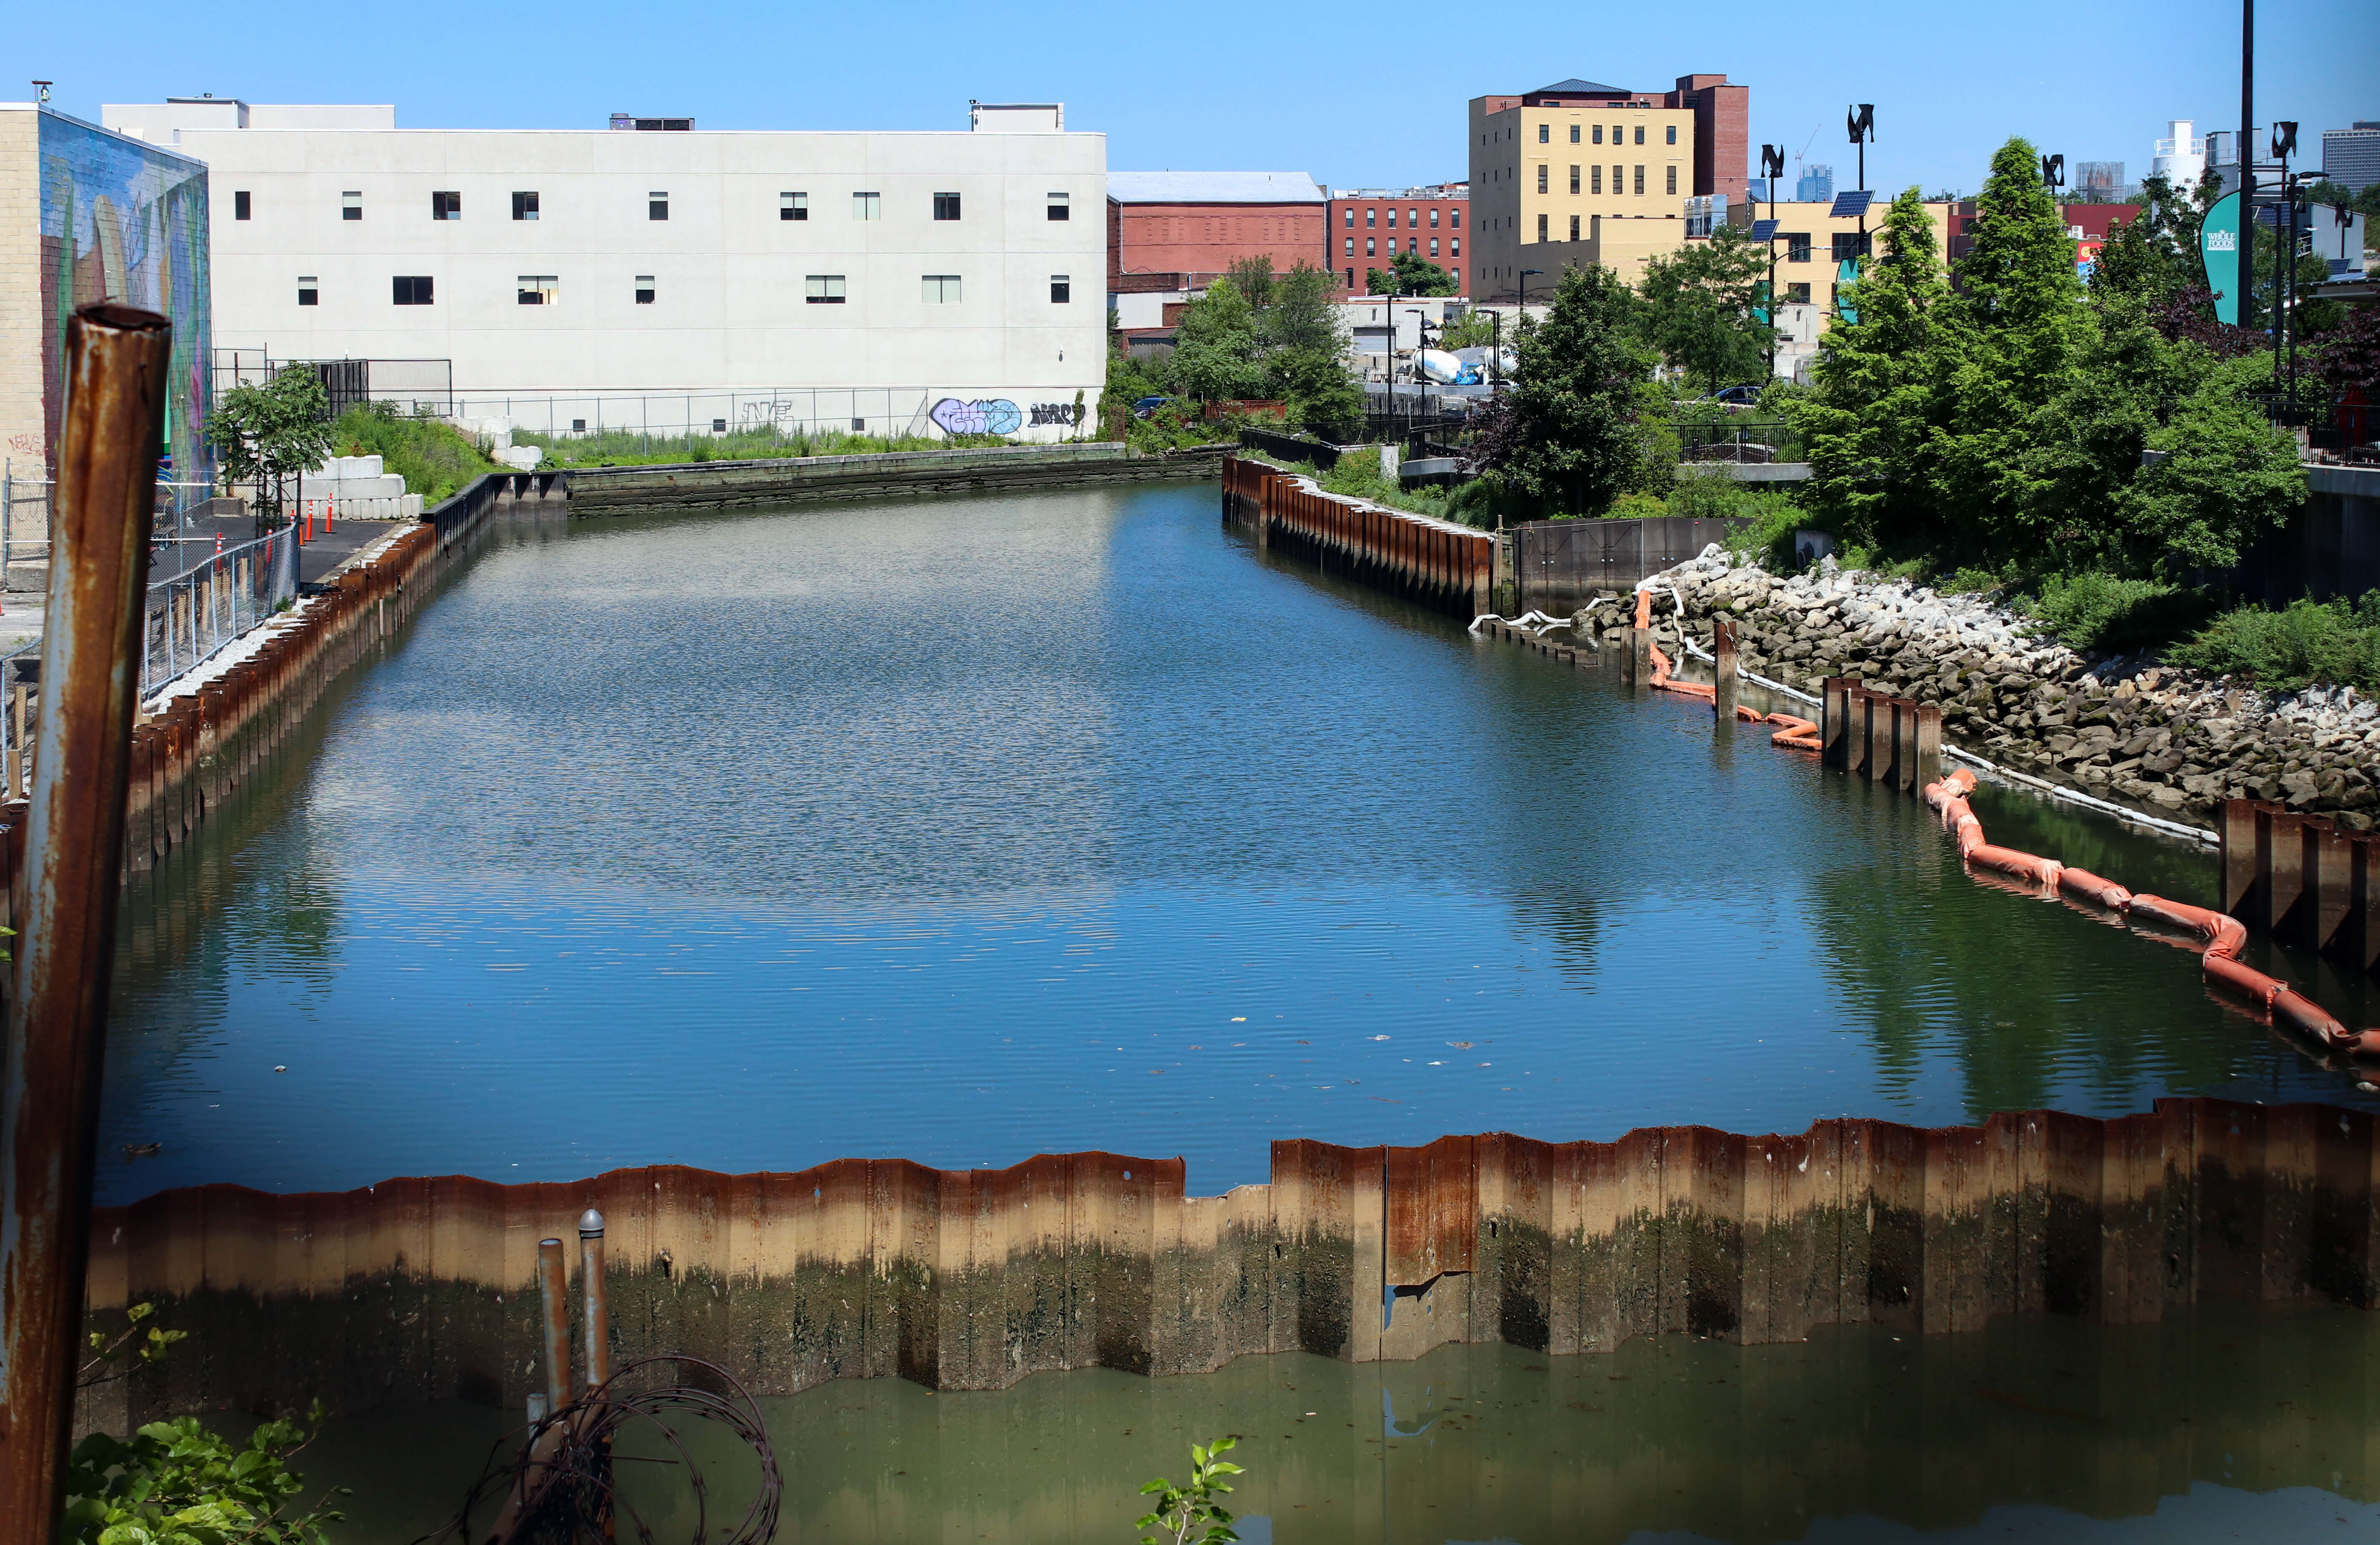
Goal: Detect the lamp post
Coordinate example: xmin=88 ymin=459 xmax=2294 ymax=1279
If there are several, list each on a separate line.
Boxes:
xmin=1760 ymin=144 xmax=1786 ymax=381
xmin=2272 ymin=121 xmax=2298 ymax=418
xmin=1405 ymin=307 xmax=1430 ymax=446
xmin=1848 ymin=106 xmax=1876 ymax=263
xmin=2239 ymin=0 xmax=2256 ymax=333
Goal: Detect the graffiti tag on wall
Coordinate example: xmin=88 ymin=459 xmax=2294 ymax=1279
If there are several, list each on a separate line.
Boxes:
xmin=930 ymin=398 xmax=1023 ymax=436
xmin=1028 ymin=402 xmax=1086 ymax=428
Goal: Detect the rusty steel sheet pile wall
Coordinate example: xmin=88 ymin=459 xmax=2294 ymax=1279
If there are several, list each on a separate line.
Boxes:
xmin=1221 ymin=455 xmax=1494 ymax=619
xmin=2220 ymin=798 xmax=2380 ymax=983
xmin=75 ymin=1099 xmax=2380 ymax=1430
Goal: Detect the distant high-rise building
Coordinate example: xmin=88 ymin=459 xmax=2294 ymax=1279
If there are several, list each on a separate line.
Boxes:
xmin=2151 ymin=120 xmax=2205 ymax=190
xmin=2075 ymin=160 xmax=2124 ymax=201
xmin=1795 ymin=163 xmax=1833 ymax=203
xmin=2323 ymin=122 xmax=2380 ymax=192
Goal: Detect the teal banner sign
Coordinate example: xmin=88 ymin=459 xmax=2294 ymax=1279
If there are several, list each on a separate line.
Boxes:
xmin=2200 ymin=191 xmax=2243 ymax=325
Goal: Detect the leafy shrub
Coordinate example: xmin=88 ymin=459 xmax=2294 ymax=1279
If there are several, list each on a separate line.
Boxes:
xmin=1137 ymin=1436 xmax=1244 ymax=1545
xmin=63 ymin=1413 xmax=342 ymax=1545
xmin=2173 ymin=595 xmax=2380 ymax=693
xmin=1940 ymin=566 xmax=2005 ymax=595
xmin=2025 ymin=571 xmax=2216 ymax=653
xmin=333 ymin=403 xmax=499 ymax=503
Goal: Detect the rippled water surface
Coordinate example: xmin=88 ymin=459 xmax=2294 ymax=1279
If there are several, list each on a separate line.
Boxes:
xmin=103 ymin=481 xmax=2377 ymax=1204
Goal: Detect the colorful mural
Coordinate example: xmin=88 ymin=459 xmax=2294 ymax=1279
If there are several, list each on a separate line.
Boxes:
xmin=929 ymin=397 xmax=1022 ymax=436
xmin=37 ymin=112 xmax=212 ymax=501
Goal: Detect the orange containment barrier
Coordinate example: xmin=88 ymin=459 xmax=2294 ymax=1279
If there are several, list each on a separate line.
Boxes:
xmin=1917 ymin=772 xmax=2380 ymax=1076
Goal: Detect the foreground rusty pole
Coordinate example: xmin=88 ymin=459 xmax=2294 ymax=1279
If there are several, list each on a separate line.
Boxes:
xmin=0 ymin=304 xmax=169 ymax=1545
xmin=536 ymin=1238 xmax=570 ymax=1416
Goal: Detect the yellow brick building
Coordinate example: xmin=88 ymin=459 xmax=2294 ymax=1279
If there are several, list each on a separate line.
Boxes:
xmin=1469 ymin=79 xmax=1697 ymax=299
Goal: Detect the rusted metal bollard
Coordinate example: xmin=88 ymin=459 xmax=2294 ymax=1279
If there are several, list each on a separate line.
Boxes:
xmin=579 ymin=1209 xmax=610 ymax=1391
xmin=535 ymin=1237 xmax=571 ymax=1420
xmin=0 ymin=304 xmax=170 ymax=1545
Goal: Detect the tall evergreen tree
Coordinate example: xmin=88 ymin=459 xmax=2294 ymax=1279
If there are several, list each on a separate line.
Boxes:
xmin=1472 ymin=264 xmax=1651 ymax=516
xmin=1788 ymin=187 xmax=1949 ymax=548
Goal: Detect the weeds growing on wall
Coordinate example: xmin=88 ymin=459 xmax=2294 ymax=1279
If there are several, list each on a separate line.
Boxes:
xmin=333 ymin=403 xmax=500 ymax=504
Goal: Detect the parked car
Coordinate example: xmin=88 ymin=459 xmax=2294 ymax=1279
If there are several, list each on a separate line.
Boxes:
xmin=1705 ymin=384 xmax=1765 ymax=407
xmin=1131 ymin=395 xmax=1178 ymax=419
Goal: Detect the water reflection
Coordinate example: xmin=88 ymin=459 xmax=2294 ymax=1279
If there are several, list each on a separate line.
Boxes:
xmin=103 ymin=483 xmax=2374 ymax=1205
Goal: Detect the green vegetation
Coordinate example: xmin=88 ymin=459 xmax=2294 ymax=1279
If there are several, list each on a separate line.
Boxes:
xmin=2020 ymin=572 xmax=2215 ymax=654
xmin=2173 ymin=595 xmax=2380 ymax=694
xmin=1364 ymin=249 xmax=1459 ymax=298
xmin=513 ymin=422 xmax=1010 ymax=471
xmin=1135 ymin=1436 xmax=1244 ymax=1545
xmin=67 ymin=1305 xmax=343 ymax=1545
xmin=1638 ymin=224 xmax=1772 ymax=391
xmin=207 ymin=369 xmax=336 ymax=519
xmin=330 ymin=403 xmax=500 ymax=503
xmin=1470 ymin=265 xmax=1652 ymax=516
xmin=1112 ymin=260 xmax=1365 ymax=441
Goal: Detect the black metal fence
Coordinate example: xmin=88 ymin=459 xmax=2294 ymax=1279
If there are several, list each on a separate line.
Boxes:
xmin=1676 ymin=419 xmax=1802 ymax=463
xmin=212 ymin=351 xmax=454 ymax=419
xmin=1514 ymin=515 xmax=1750 ymax=614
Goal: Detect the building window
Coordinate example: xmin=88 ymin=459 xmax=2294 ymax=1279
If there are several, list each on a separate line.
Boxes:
xmin=1667 ymin=125 xmax=1678 ymax=145
xmin=1450 ymin=209 xmax=1460 ymax=229
xmin=635 ymin=275 xmax=655 ymax=304
xmin=649 ymin=191 xmax=669 ymax=220
xmin=1569 ymin=165 xmax=1580 ymax=194
xmin=1593 ymin=165 xmax=1603 ymax=195
xmin=921 ymin=274 xmax=962 ymax=303
xmin=1569 ymin=215 xmax=1580 ymax=241
xmin=1786 ymin=282 xmax=1811 ymax=304
xmin=1785 ymin=232 xmax=1812 ymax=262
xmin=1538 ymin=123 xmax=1549 ymax=143
xmin=296 ymin=275 xmax=316 ymax=305
xmin=1409 ymin=207 xmax=1419 ymax=227
xmin=781 ymin=191 xmax=807 ymax=221
xmin=1047 ymin=191 xmax=1069 ymax=221
xmin=1387 ymin=209 xmax=1398 ymax=228
xmin=432 ymin=190 xmax=461 ymax=220
xmin=1430 ymin=237 xmax=1440 ymax=257
xmin=1832 ymin=232 xmax=1869 ymax=261
xmin=1451 ymin=267 xmax=1460 ymax=288
xmin=1366 ymin=237 xmax=1374 ymax=256
xmin=517 ymin=274 xmax=557 ymax=305
xmin=1050 ymin=274 xmax=1070 ymax=303
xmin=1570 ymin=125 xmax=1581 ymax=143
xmin=1345 ymin=236 xmax=1354 ymax=256
xmin=513 ymin=191 xmax=539 ymax=220
xmin=1611 ymin=124 xmax=1623 ymax=143
xmin=1366 ymin=208 xmax=1375 ymax=227
xmin=1536 ymin=212 xmax=1547 ymax=242
xmin=853 ymin=191 xmax=880 ymax=220
xmin=392 ymin=275 xmax=433 ymax=305
xmin=1634 ymin=126 xmax=1646 ymax=146
xmin=234 ymin=191 xmax=251 ymax=220
xmin=1666 ymin=166 xmax=1677 ymax=196
xmin=342 ymin=191 xmax=362 ymax=221
xmin=1633 ymin=165 xmax=1645 ymax=195
xmin=1344 ymin=208 xmax=1354 ymax=227
xmin=1536 ymin=165 xmax=1548 ymax=194
xmin=1430 ymin=208 xmax=1440 ymax=228
xmin=805 ymin=274 xmax=846 ymax=303
xmin=933 ymin=191 xmax=962 ymax=221
xmin=1346 ymin=267 xmax=1355 ymax=287
xmin=1593 ymin=125 xmax=1603 ymax=145
xmin=1451 ymin=237 xmax=1460 ymax=256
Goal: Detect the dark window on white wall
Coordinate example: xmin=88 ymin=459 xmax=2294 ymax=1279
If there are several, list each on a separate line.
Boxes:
xmin=1785 ymin=232 xmax=1812 ymax=262
xmin=513 ymin=191 xmax=539 ymax=220
xmin=1537 ymin=123 xmax=1548 ymax=143
xmin=392 ymin=275 xmax=433 ymax=304
xmin=635 ymin=275 xmax=655 ymax=304
xmin=1593 ymin=125 xmax=1604 ymax=144
xmin=1666 ymin=125 xmax=1678 ymax=145
xmin=1570 ymin=125 xmax=1581 ymax=143
xmin=1568 ymin=215 xmax=1579 ymax=241
xmin=1050 ymin=274 xmax=1070 ymax=303
xmin=933 ymin=192 xmax=961 ymax=221
xmin=1633 ymin=165 xmax=1645 ymax=195
xmin=1635 ymin=126 xmax=1646 ymax=145
xmin=1537 ymin=212 xmax=1548 ymax=242
xmin=805 ymin=274 xmax=845 ymax=303
xmin=1593 ymin=166 xmax=1603 ymax=195
xmin=648 ymin=191 xmax=668 ymax=220
xmin=1536 ymin=165 xmax=1548 ymax=194
xmin=342 ymin=191 xmax=362 ymax=221
xmin=517 ymin=275 xmax=557 ymax=305
xmin=431 ymin=190 xmax=461 ymax=220
xmin=1569 ymin=165 xmax=1580 ymax=194
xmin=1046 ymin=192 xmax=1069 ymax=220
xmin=781 ymin=191 xmax=807 ymax=221
xmin=234 ymin=191 xmax=251 ymax=220
xmin=921 ymin=274 xmax=962 ymax=302
xmin=296 ymin=275 xmax=316 ymax=305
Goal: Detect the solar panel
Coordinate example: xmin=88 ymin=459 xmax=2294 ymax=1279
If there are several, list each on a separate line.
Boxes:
xmin=1829 ymin=190 xmax=1874 ymax=220
xmin=1750 ymin=219 xmax=1779 ymax=242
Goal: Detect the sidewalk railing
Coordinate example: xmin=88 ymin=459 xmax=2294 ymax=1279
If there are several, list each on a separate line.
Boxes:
xmin=140 ymin=520 xmax=301 ymax=699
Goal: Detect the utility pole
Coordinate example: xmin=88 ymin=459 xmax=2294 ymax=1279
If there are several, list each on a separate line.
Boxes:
xmin=2240 ymin=0 xmax=2256 ymax=333
xmin=1760 ymin=144 xmax=1786 ymax=381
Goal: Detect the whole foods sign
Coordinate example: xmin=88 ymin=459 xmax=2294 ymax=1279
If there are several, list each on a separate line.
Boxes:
xmin=2200 ymin=191 xmax=2244 ymax=327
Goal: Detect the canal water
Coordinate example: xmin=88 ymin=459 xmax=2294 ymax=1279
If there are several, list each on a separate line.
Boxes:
xmin=104 ymin=479 xmax=2377 ymax=1204
xmin=251 ymin=1302 xmax=2380 ymax=1544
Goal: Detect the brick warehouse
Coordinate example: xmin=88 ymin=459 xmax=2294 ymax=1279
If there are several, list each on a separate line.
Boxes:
xmin=1105 ymin=170 xmax=1327 ymax=294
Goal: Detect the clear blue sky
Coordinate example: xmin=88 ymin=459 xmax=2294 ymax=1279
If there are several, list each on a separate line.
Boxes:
xmin=7 ymin=0 xmax=2374 ymax=196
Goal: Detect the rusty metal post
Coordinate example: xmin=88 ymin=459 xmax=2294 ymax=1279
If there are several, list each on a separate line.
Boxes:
xmin=578 ymin=1209 xmax=610 ymax=1391
xmin=0 ymin=304 xmax=169 ymax=1545
xmin=1712 ymin=616 xmax=1738 ymax=722
xmin=536 ymin=1237 xmax=571 ymax=1416
xmin=1821 ymin=677 xmax=1850 ymax=767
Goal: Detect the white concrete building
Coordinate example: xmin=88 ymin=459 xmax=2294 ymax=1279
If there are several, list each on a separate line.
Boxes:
xmin=2151 ymin=120 xmax=2205 ymax=191
xmin=101 ymin=99 xmax=1108 ymax=440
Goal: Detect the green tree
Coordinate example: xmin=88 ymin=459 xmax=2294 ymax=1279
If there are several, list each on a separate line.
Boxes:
xmin=1474 ymin=264 xmax=1653 ymax=516
xmin=1789 ymin=187 xmax=1950 ymax=548
xmin=1637 ymin=224 xmax=1774 ymax=391
xmin=1170 ymin=278 xmax=1267 ymax=403
xmin=1264 ymin=263 xmax=1364 ymax=440
xmin=205 ymin=368 xmax=336 ymax=521
xmin=2126 ymin=352 xmax=2306 ymax=573
xmin=1366 ymin=249 xmax=1459 ymax=297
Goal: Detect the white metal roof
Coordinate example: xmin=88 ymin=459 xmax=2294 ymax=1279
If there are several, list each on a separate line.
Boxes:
xmin=1107 ymin=171 xmax=1325 ymax=205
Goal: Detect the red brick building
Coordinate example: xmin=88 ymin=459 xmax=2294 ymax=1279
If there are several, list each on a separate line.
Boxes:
xmin=1328 ymin=185 xmax=1470 ymax=294
xmin=1106 ymin=171 xmax=1329 ymax=293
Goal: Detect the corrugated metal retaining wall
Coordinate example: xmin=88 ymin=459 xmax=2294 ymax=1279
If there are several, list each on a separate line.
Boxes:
xmin=1223 ymin=455 xmax=1494 ymax=618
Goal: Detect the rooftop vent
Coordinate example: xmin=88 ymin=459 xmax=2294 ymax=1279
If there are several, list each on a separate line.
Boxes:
xmin=610 ymin=115 xmax=694 ymax=131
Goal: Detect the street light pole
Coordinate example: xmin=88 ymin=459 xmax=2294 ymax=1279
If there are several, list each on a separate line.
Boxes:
xmin=2240 ymin=0 xmax=2256 ymax=334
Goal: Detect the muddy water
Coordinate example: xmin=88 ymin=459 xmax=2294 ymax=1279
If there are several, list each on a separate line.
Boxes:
xmin=101 ymin=480 xmax=2375 ymax=1205
xmin=264 ymin=1303 xmax=2378 ymax=1544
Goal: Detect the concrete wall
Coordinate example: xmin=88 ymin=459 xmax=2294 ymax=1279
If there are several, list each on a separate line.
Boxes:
xmin=73 ymin=1098 xmax=2380 ymax=1433
xmin=149 ymin=112 xmax=1104 ymax=429
xmin=2230 ymin=464 xmax=2380 ymax=607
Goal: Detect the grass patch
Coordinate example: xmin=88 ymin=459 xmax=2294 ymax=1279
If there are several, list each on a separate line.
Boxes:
xmin=332 ymin=405 xmax=501 ymax=504
xmin=2173 ymin=595 xmax=2380 ymax=693
xmin=513 ymin=423 xmax=1019 ymax=469
xmin=2023 ymin=572 xmax=2216 ymax=654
